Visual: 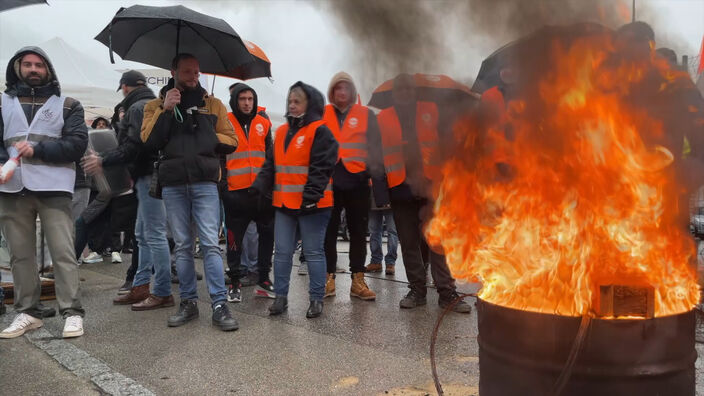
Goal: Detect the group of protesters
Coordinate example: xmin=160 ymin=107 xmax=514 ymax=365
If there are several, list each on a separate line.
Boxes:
xmin=2 ymin=19 xmax=700 ymax=339
xmin=0 ymin=43 xmax=470 ymax=338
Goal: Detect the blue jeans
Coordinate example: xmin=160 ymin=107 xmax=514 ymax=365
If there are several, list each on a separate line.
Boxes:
xmin=369 ymin=209 xmax=398 ymax=265
xmin=273 ymin=209 xmax=331 ymax=301
xmin=240 ymin=222 xmax=259 ymax=273
xmin=162 ymin=182 xmax=227 ymax=306
xmin=133 ymin=175 xmax=172 ymax=297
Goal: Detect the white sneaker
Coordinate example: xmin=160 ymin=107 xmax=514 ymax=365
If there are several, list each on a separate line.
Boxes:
xmin=297 ymin=261 xmax=308 ymax=275
xmin=111 ymin=252 xmax=123 ymax=264
xmin=0 ymin=313 xmax=43 ymax=339
xmin=82 ymin=252 xmax=103 ymax=264
xmin=62 ymin=315 xmax=83 ymax=338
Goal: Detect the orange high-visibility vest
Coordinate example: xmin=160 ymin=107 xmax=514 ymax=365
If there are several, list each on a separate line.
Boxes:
xmin=322 ymin=104 xmax=368 ymax=173
xmin=377 ymin=101 xmax=440 ymax=188
xmin=272 ymin=120 xmax=333 ymax=209
xmin=226 ymin=112 xmax=271 ymax=190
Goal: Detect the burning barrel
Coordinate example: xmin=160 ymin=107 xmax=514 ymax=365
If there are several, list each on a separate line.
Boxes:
xmin=477 ymin=298 xmax=696 ymax=396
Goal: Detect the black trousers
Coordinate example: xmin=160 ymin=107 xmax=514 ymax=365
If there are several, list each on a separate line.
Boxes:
xmin=222 ymin=190 xmax=274 ymax=284
xmin=324 ymin=185 xmax=370 ymax=274
xmin=390 ymin=198 xmax=457 ymax=298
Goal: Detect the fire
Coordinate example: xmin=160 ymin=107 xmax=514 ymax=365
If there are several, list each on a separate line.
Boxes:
xmin=427 ymin=32 xmax=700 ymax=317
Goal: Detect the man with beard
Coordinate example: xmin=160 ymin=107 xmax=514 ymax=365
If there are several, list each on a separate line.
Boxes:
xmin=141 ymin=54 xmax=239 ymax=331
xmin=0 ymin=47 xmax=87 ymax=338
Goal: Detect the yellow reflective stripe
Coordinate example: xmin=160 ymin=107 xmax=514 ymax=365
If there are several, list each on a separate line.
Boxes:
xmin=227 ymin=151 xmax=266 ymax=161
xmin=275 ymin=165 xmax=308 ymax=174
xmin=383 ymin=145 xmax=403 ymax=155
xmin=340 ymin=142 xmax=367 ymax=150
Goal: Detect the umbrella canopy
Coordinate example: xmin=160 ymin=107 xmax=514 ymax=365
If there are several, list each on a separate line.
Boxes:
xmin=94 ymin=4 xmax=256 ymax=77
xmin=368 ymin=73 xmax=478 ymax=110
xmin=0 ymin=0 xmax=47 ymax=12
xmin=472 ymin=22 xmax=611 ymax=94
xmin=207 ymin=40 xmax=271 ymax=81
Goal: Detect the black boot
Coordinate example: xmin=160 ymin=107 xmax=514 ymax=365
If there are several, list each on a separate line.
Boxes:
xmin=212 ymin=303 xmax=239 ymax=331
xmin=268 ymin=296 xmax=288 ymax=316
xmin=0 ymin=302 xmax=5 ymax=316
xmin=167 ymin=300 xmax=199 ymax=327
xmin=306 ymin=300 xmax=323 ymax=319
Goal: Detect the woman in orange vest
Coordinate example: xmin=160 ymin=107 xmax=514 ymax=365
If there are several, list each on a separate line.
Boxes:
xmin=251 ymin=82 xmax=338 ymax=319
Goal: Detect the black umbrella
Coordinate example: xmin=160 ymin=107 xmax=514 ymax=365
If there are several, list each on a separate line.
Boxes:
xmin=0 ymin=0 xmax=47 ymax=12
xmin=368 ymin=73 xmax=479 ymax=110
xmin=94 ymin=4 xmax=257 ymax=77
xmin=471 ymin=23 xmax=612 ymax=94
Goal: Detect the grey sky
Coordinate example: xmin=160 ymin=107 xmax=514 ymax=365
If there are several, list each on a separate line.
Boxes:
xmin=0 ymin=0 xmax=702 ymax=120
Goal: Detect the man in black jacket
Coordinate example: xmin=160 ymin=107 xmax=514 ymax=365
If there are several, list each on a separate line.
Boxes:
xmin=83 ymin=71 xmax=176 ymax=311
xmin=141 ymin=54 xmax=239 ymax=331
xmin=222 ymin=83 xmax=275 ymax=303
xmin=0 ymin=47 xmax=87 ymax=338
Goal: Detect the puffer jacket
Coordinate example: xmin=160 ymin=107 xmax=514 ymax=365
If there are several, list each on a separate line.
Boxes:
xmin=101 ymin=85 xmax=156 ymax=179
xmin=141 ymin=78 xmax=237 ymax=187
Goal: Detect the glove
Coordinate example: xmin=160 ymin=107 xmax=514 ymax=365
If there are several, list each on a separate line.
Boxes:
xmin=299 ymin=200 xmax=317 ymax=216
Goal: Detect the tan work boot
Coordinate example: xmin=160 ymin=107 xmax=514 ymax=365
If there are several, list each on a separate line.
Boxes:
xmin=325 ymin=273 xmax=336 ymax=298
xmin=113 ymin=283 xmax=150 ymax=305
xmin=365 ymin=263 xmax=382 ymax=273
xmin=350 ymin=272 xmax=376 ymax=301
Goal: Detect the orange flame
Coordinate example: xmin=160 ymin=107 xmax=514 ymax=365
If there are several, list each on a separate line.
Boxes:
xmin=427 ymin=34 xmax=699 ymax=318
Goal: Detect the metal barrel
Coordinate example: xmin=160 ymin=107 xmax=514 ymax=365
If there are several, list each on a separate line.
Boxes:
xmin=477 ymin=298 xmax=696 ymax=396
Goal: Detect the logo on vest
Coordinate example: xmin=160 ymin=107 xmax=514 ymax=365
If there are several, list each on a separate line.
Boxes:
xmin=255 ymin=124 xmax=265 ymax=135
xmin=348 ymin=117 xmax=358 ymax=128
xmin=38 ymin=108 xmax=55 ymax=122
xmin=294 ymin=136 xmax=305 ymax=148
xmin=422 ymin=113 xmax=432 ymax=124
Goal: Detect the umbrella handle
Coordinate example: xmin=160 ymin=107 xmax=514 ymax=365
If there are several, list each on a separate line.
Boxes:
xmin=108 ymin=22 xmax=115 ymax=64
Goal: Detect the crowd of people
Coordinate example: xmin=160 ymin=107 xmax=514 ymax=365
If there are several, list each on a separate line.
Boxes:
xmin=0 ymin=45 xmax=470 ymax=339
xmin=1 ymin=20 xmax=700 ymax=340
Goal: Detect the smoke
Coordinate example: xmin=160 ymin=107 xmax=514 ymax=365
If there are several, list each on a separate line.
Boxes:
xmin=319 ymin=0 xmax=658 ymax=96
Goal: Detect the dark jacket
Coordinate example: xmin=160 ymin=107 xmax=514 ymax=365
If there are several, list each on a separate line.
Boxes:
xmin=222 ymin=83 xmax=274 ymax=195
xmin=252 ymin=81 xmax=338 ymax=214
xmin=0 ymin=46 xmax=89 ymax=198
xmin=101 ymin=85 xmax=156 ymax=179
xmin=141 ymin=79 xmax=237 ymax=187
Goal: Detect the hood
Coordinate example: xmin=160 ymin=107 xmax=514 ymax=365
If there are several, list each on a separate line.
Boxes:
xmin=327 ymin=71 xmax=357 ymax=112
xmin=91 ymin=117 xmax=109 ymax=129
xmin=5 ymin=46 xmax=60 ymax=97
xmin=229 ymin=82 xmax=258 ymax=126
xmin=286 ymin=81 xmax=325 ymax=128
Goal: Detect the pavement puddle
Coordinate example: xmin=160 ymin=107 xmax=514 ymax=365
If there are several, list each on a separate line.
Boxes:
xmin=331 ymin=376 xmax=360 ymax=391
xmin=380 ymin=382 xmax=478 ymax=396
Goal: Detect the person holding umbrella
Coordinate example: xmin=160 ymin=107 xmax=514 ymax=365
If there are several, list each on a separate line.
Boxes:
xmin=0 ymin=47 xmax=87 ymax=338
xmin=370 ymin=73 xmax=471 ymax=314
xmin=252 ymin=82 xmax=338 ymax=319
xmin=141 ymin=53 xmax=239 ymax=331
